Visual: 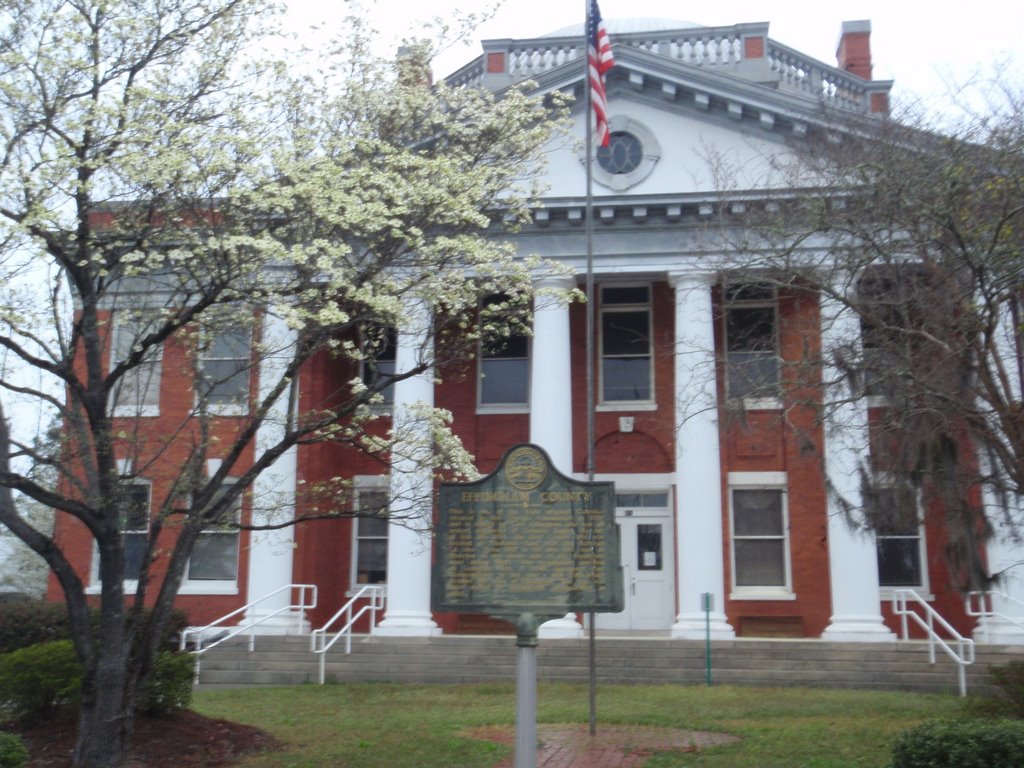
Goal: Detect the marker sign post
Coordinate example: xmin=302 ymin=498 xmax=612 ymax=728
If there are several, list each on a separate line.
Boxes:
xmin=433 ymin=444 xmax=622 ymax=768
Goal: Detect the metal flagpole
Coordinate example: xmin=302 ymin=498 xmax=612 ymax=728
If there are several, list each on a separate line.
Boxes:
xmin=583 ymin=0 xmax=598 ymax=739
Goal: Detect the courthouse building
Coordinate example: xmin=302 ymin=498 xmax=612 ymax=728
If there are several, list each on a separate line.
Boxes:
xmin=49 ymin=18 xmax=1024 ymax=643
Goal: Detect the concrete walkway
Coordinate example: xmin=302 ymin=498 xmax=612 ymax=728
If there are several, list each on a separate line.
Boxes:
xmin=465 ymin=724 xmax=739 ymax=767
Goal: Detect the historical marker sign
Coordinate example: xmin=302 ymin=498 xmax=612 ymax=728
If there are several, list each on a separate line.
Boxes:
xmin=432 ymin=444 xmax=623 ymax=616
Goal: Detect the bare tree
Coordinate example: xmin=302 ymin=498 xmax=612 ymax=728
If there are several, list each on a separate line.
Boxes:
xmin=710 ymin=83 xmax=1024 ymax=591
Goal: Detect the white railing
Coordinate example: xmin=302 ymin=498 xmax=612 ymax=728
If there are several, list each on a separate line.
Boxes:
xmin=179 ymin=583 xmax=318 ymax=683
xmin=966 ymin=590 xmax=1024 ymax=643
xmin=892 ymin=589 xmax=975 ymax=696
xmin=445 ymin=23 xmax=886 ymax=116
xmin=310 ymin=585 xmax=386 ymax=684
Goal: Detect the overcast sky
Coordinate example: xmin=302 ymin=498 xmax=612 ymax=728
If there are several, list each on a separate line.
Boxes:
xmin=284 ymin=0 xmax=1024 ymax=110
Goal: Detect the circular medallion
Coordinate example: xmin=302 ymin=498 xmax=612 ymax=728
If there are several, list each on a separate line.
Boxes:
xmin=504 ymin=446 xmax=548 ymax=491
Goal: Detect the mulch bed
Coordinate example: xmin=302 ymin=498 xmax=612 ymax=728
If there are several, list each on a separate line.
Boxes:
xmin=9 ymin=712 xmax=736 ymax=767
xmin=8 ymin=709 xmax=284 ymax=767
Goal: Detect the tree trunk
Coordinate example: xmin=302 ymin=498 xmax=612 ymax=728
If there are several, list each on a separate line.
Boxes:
xmin=73 ymin=646 xmax=135 ymax=767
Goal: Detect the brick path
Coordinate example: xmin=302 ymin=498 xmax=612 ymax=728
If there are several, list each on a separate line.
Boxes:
xmin=466 ymin=724 xmax=738 ymax=767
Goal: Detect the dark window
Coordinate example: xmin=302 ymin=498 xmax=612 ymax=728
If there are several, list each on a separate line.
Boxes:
xmin=110 ymin=313 xmax=162 ymax=414
xmin=362 ymin=328 xmax=396 ymax=405
xmin=601 ymin=286 xmax=652 ymax=402
xmin=732 ymin=488 xmax=787 ymax=588
xmin=188 ymin=482 xmax=240 ymax=582
xmin=480 ymin=295 xmax=529 ymax=406
xmin=199 ymin=327 xmax=251 ymax=407
xmin=596 ymin=132 xmax=643 ymax=175
xmin=725 ymin=284 xmax=779 ymax=400
xmin=866 ymin=483 xmax=924 ymax=588
xmin=355 ymin=490 xmax=388 ymax=585
xmin=857 ymin=266 xmax=934 ymax=399
xmin=118 ymin=483 xmax=150 ymax=582
xmin=637 ymin=524 xmax=663 ymax=571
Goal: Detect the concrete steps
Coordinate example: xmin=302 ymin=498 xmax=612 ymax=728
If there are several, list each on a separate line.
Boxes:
xmin=194 ymin=634 xmax=1023 ymax=695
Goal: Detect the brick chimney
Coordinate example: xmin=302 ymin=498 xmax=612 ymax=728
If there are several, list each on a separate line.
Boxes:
xmin=397 ymin=44 xmax=434 ymax=87
xmin=836 ymin=20 xmax=872 ymax=80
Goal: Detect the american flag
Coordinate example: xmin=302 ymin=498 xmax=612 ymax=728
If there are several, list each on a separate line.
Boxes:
xmin=587 ymin=0 xmax=615 ymax=147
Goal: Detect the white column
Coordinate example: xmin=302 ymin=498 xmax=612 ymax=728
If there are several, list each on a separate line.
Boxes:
xmin=245 ymin=311 xmax=305 ymax=633
xmin=819 ymin=287 xmax=895 ymax=641
xmin=976 ymin=303 xmax=1024 ymax=644
xmin=529 ymin=275 xmax=576 ymax=472
xmin=529 ymin=274 xmax=582 ymax=639
xmin=979 ymin=504 xmax=1024 ymax=644
xmin=669 ymin=272 xmax=734 ymax=639
xmin=376 ymin=298 xmax=441 ymax=636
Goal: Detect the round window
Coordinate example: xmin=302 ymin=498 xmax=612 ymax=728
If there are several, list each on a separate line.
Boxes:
xmin=596 ymin=132 xmax=643 ymax=175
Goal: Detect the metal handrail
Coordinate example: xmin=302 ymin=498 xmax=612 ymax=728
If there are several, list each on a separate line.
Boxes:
xmin=180 ymin=583 xmax=318 ymax=683
xmin=311 ymin=585 xmax=386 ymax=684
xmin=892 ymin=589 xmax=974 ymax=696
xmin=965 ymin=590 xmax=1024 ymax=643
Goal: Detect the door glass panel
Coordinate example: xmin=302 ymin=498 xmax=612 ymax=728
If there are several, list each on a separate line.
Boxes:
xmin=637 ymin=524 xmax=662 ymax=570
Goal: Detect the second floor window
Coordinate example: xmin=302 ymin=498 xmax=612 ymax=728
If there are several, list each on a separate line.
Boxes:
xmin=198 ymin=327 xmax=251 ymax=409
xmin=110 ymin=313 xmax=163 ymax=416
xmin=480 ymin=295 xmax=529 ymax=407
xmin=724 ymin=283 xmax=780 ymax=401
xmin=857 ymin=265 xmax=933 ymax=400
xmin=600 ymin=285 xmax=652 ymax=402
xmin=361 ymin=327 xmax=396 ymax=405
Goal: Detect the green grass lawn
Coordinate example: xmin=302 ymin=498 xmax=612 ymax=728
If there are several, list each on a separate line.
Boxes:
xmin=194 ymin=681 xmax=962 ymax=767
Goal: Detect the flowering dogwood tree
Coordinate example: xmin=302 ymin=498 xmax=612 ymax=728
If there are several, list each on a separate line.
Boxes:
xmin=0 ymin=1 xmax=568 ymax=765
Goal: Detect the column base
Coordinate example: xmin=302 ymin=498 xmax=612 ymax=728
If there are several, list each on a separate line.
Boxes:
xmin=670 ymin=612 xmax=735 ymax=640
xmin=974 ymin=616 xmax=1024 ymax=646
xmin=241 ymin=609 xmax=311 ymax=636
xmin=821 ymin=614 xmax=896 ymax=642
xmin=375 ymin=611 xmax=442 ymax=637
xmin=538 ymin=614 xmax=583 ymax=639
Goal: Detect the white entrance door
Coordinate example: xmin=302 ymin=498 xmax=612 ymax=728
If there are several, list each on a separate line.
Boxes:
xmin=596 ymin=503 xmax=675 ymax=631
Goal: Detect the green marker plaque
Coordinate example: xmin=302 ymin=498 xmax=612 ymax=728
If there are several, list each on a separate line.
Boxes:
xmin=432 ymin=444 xmax=623 ymax=616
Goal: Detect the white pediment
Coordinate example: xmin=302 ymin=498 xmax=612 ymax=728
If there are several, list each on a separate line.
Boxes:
xmin=542 ymin=96 xmax=794 ymax=200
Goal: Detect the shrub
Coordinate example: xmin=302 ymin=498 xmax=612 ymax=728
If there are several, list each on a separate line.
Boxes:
xmin=0 ymin=640 xmax=81 ymax=722
xmin=963 ymin=660 xmax=1024 ymax=720
xmin=0 ymin=600 xmax=190 ymax=654
xmin=137 ymin=651 xmax=195 ymax=715
xmin=0 ymin=601 xmax=71 ymax=653
xmin=0 ymin=733 xmax=28 ymax=768
xmin=987 ymin=660 xmax=1024 ymax=718
xmin=889 ymin=719 xmax=1024 ymax=768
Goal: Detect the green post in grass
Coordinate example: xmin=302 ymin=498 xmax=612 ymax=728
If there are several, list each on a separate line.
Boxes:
xmin=702 ymin=592 xmax=713 ymax=687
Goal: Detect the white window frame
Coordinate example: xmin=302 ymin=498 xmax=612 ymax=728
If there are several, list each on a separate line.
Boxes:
xmin=197 ymin=324 xmax=252 ymax=417
xmin=728 ymin=471 xmax=794 ymax=600
xmin=723 ymin=283 xmax=781 ymax=410
xmin=88 ymin=477 xmax=151 ymax=593
xmin=477 ymin=295 xmax=530 ymax=413
xmin=181 ymin=479 xmax=241 ymax=595
xmin=868 ymin=475 xmax=930 ymax=599
xmin=599 ymin=284 xmax=654 ymax=406
xmin=109 ymin=312 xmax=163 ymax=418
xmin=349 ymin=477 xmax=388 ymax=593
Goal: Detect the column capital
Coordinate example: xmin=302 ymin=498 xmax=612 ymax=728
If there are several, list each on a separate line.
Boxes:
xmin=532 ymin=273 xmax=578 ymax=291
xmin=667 ymin=269 xmax=717 ymax=289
